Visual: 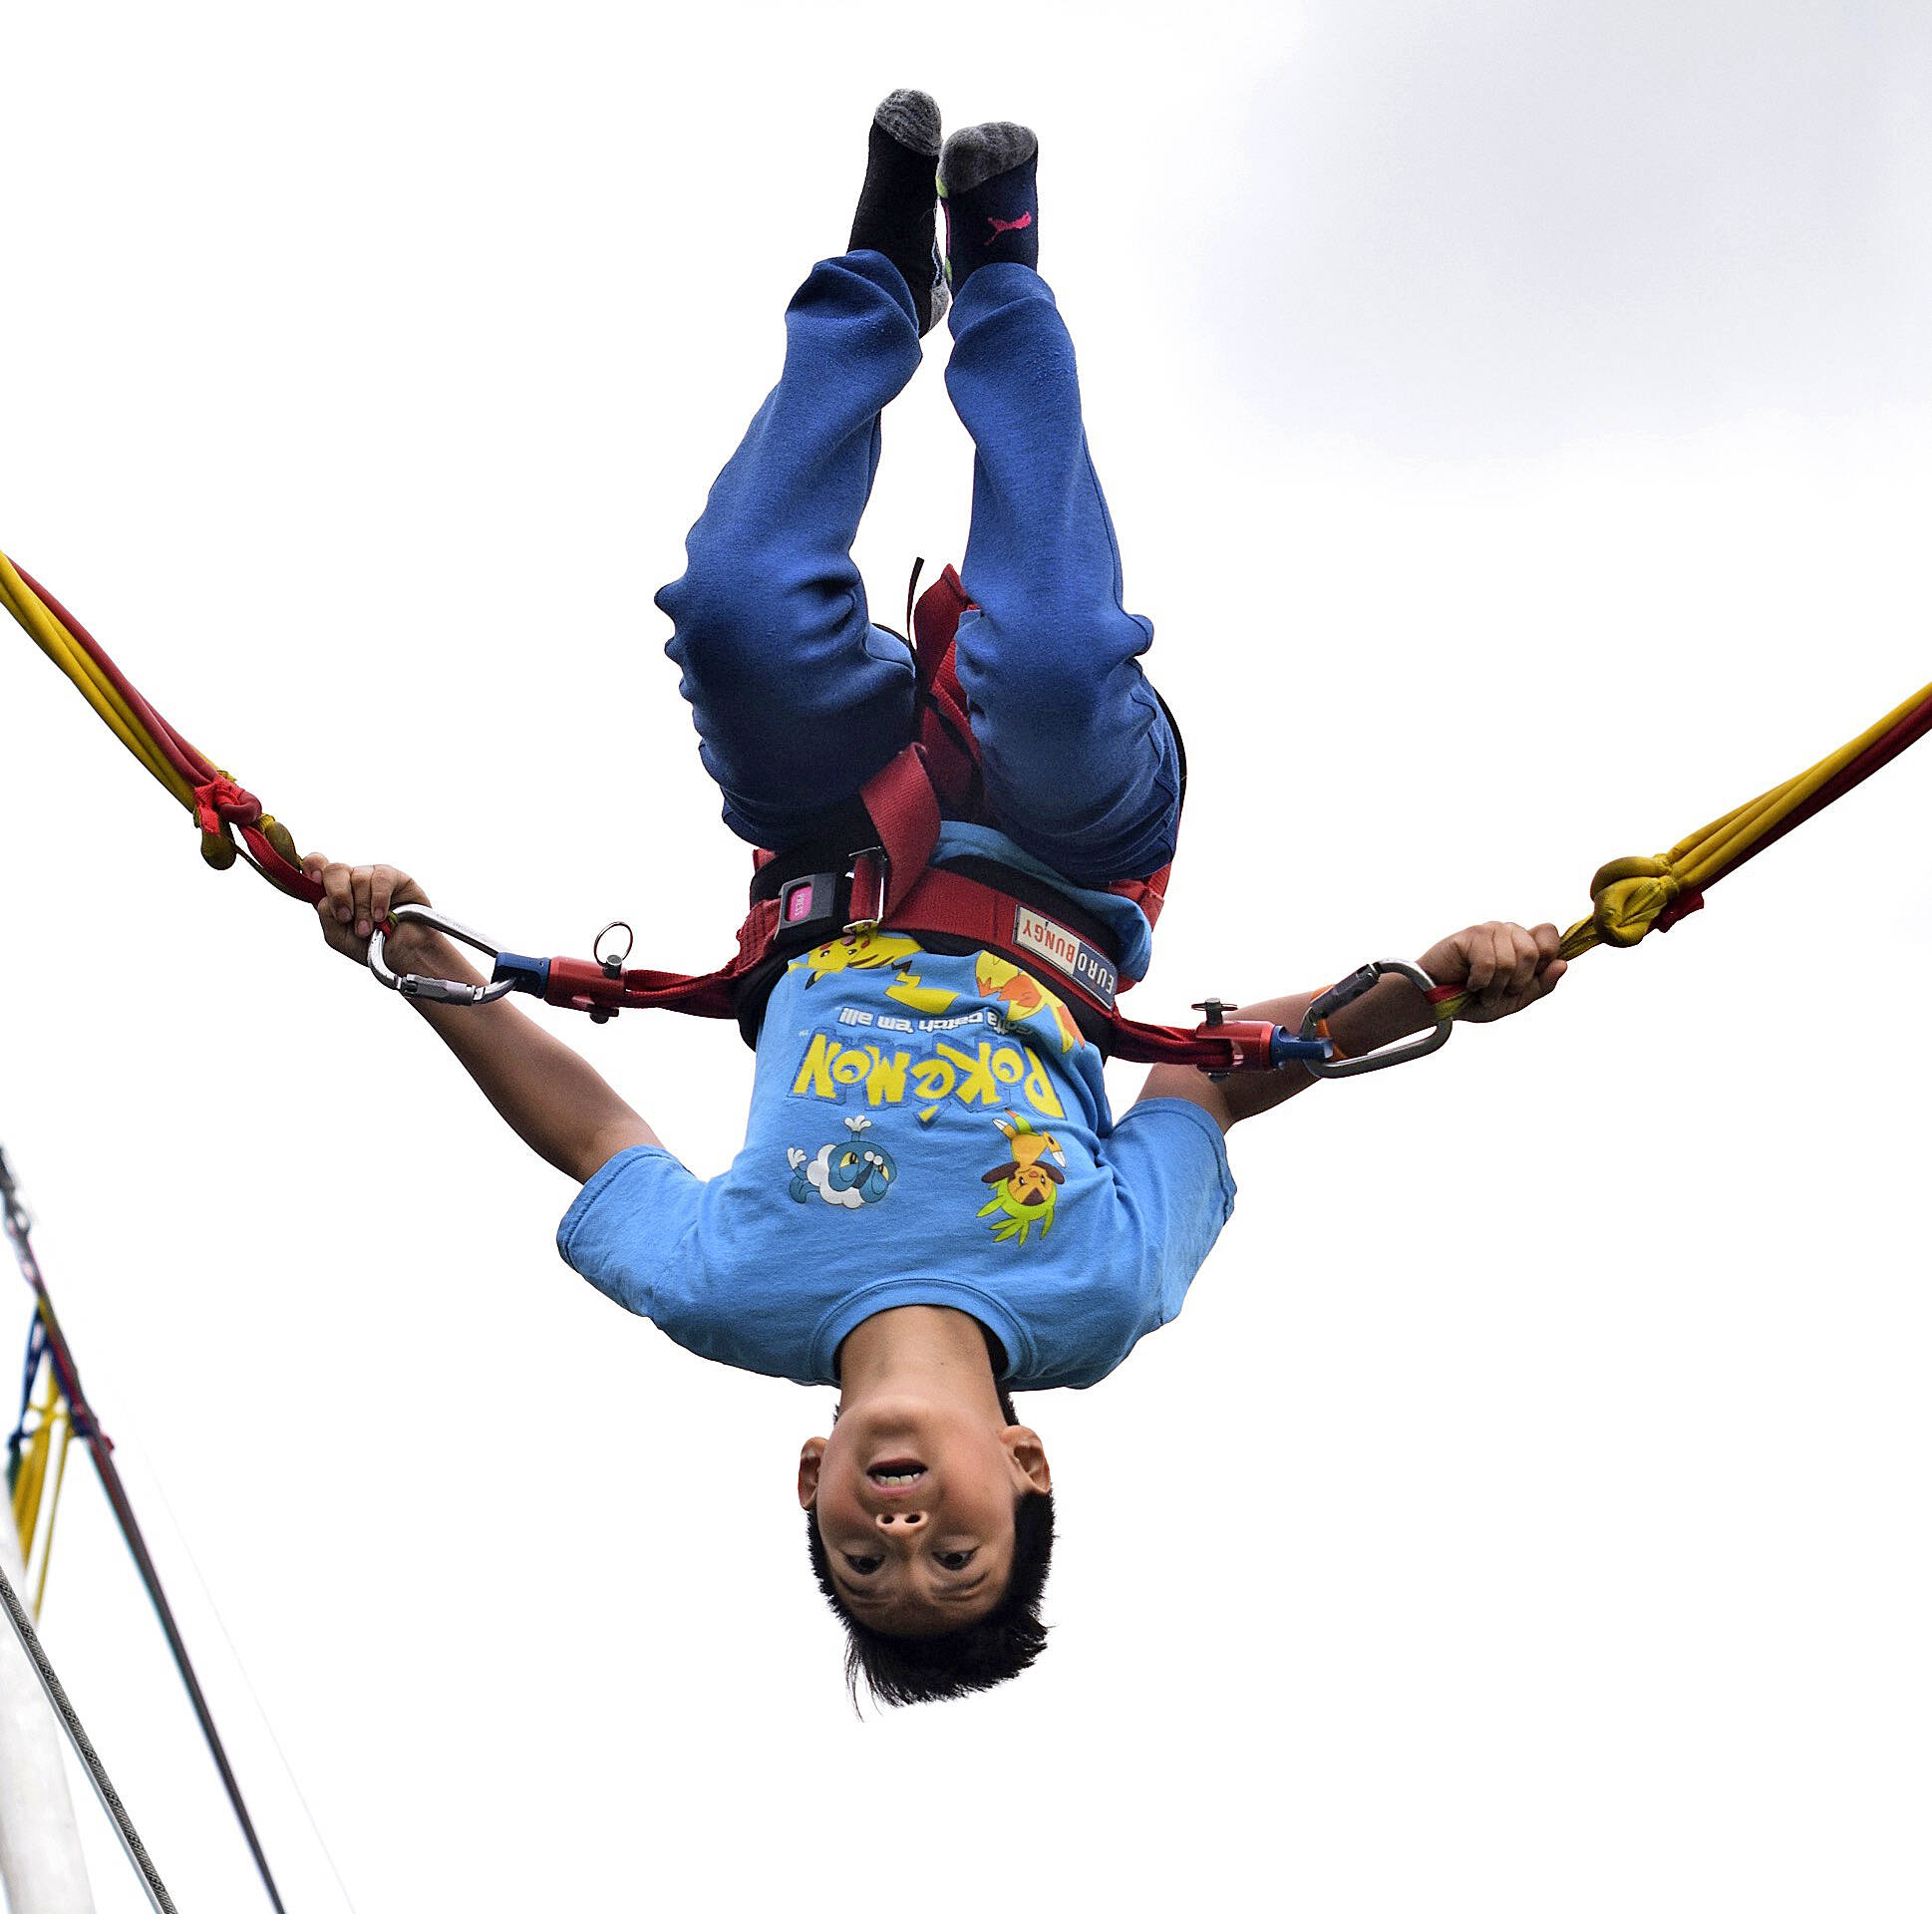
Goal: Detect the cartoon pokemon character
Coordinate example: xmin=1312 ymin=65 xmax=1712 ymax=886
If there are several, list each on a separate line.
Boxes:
xmin=791 ymin=930 xmax=924 ymax=987
xmin=975 ymin=952 xmax=1082 ymax=1054
xmin=884 ymin=965 xmax=959 ymax=1016
xmin=976 ymin=1110 xmax=1067 ymax=1245
xmin=788 ymin=1115 xmax=898 ymax=1208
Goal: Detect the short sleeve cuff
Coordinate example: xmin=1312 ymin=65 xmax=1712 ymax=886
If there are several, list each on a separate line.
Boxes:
xmin=1109 ymin=1098 xmax=1236 ymax=1223
xmin=556 ymin=1144 xmax=683 ymax=1270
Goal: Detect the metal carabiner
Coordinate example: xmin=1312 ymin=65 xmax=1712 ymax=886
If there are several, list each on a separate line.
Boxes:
xmin=1298 ymin=959 xmax=1452 ymax=1079
xmin=367 ymin=903 xmax=522 ymax=1007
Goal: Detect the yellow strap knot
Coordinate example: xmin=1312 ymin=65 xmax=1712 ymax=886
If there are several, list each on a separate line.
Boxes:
xmin=1588 ymin=854 xmax=1682 ymax=948
xmin=258 ymin=815 xmax=301 ymax=867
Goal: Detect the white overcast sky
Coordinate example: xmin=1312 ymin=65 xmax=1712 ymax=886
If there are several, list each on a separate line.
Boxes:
xmin=3 ymin=3 xmax=1930 ymax=1910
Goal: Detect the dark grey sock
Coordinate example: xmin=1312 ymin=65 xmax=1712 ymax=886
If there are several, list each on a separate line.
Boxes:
xmin=873 ymin=89 xmax=940 ymax=157
xmin=938 ymin=123 xmax=1040 ymax=293
xmin=939 ymin=121 xmax=1035 ymax=195
xmin=848 ymin=89 xmax=950 ymax=335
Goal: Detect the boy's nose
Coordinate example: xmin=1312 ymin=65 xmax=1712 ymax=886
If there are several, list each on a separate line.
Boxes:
xmin=874 ymin=1509 xmax=926 ymax=1532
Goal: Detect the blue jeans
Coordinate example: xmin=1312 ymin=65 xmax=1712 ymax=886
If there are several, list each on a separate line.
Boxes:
xmin=655 ymin=251 xmax=1182 ymax=888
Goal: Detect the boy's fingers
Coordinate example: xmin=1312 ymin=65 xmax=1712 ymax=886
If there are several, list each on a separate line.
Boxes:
xmin=1496 ymin=925 xmax=1522 ymax=995
xmin=1533 ymin=921 xmax=1561 ymax=960
xmin=1483 ymin=927 xmax=1515 ymax=1005
xmin=306 ymin=858 xmax=424 ymax=945
xmin=1508 ymin=955 xmax=1565 ymax=1014
xmin=1464 ymin=929 xmax=1495 ymax=994
xmin=1508 ymin=925 xmax=1539 ymax=996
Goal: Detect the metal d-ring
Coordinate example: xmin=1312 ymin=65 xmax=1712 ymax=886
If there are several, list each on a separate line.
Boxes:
xmin=593 ymin=920 xmax=634 ymax=979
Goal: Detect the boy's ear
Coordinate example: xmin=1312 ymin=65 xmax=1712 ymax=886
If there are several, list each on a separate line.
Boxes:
xmin=1000 ymin=1426 xmax=1052 ymax=1495
xmin=798 ymin=1436 xmax=827 ymax=1509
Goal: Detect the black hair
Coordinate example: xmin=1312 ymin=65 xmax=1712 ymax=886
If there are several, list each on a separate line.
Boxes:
xmin=805 ymin=1381 xmax=1055 ymax=1708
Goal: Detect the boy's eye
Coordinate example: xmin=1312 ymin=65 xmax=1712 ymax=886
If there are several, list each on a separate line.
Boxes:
xmin=936 ymin=1549 xmax=978 ymax=1572
xmin=843 ymin=1555 xmax=882 ymax=1576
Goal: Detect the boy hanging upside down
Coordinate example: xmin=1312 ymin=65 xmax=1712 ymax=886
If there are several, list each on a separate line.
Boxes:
xmin=305 ymin=95 xmax=1565 ymax=1707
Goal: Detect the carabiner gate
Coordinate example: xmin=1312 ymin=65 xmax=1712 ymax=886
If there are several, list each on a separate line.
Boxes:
xmin=367 ymin=903 xmax=522 ymax=1007
xmin=1298 ymin=959 xmax=1452 ymax=1079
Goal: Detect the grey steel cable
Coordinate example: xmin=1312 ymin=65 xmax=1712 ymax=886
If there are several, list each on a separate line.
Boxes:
xmin=0 ymin=1550 xmax=177 ymax=1914
xmin=4 ymin=1139 xmax=289 ymax=1911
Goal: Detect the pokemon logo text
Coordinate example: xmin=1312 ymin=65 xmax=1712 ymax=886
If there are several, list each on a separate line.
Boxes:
xmin=790 ymin=1016 xmax=1068 ymax=1125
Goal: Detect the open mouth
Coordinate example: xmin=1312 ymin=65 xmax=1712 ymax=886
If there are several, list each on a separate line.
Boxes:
xmin=867 ymin=1458 xmax=928 ymax=1489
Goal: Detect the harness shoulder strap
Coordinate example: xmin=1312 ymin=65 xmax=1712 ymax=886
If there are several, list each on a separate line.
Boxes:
xmin=907 ymin=559 xmax=1179 ymax=925
xmin=910 ymin=563 xmax=981 ymax=815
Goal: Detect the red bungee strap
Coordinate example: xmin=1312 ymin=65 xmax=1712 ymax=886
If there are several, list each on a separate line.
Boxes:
xmin=1652 ymin=683 xmax=1932 ymax=933
xmin=18 ymin=564 xmax=211 ymax=790
xmin=17 ymin=563 xmax=322 ymax=905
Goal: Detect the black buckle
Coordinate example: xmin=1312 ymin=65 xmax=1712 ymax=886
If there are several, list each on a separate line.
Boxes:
xmin=774 ymin=871 xmax=849 ymax=950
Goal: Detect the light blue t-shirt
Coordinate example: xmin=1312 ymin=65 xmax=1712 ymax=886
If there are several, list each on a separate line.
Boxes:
xmin=556 ymin=881 xmax=1234 ymax=1390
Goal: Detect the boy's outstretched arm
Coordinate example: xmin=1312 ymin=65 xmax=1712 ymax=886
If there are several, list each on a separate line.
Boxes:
xmin=1135 ymin=921 xmax=1565 ymax=1133
xmin=305 ymin=857 xmax=661 ymax=1183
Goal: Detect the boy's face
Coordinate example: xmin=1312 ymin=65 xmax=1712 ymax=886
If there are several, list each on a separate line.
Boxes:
xmin=799 ymin=1396 xmax=1049 ymax=1637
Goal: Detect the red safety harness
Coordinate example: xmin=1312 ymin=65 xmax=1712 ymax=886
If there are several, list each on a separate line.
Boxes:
xmin=474 ymin=563 xmax=1299 ymax=1072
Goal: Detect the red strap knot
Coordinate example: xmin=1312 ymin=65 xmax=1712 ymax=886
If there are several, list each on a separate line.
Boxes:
xmin=191 ymin=774 xmax=263 ymax=839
